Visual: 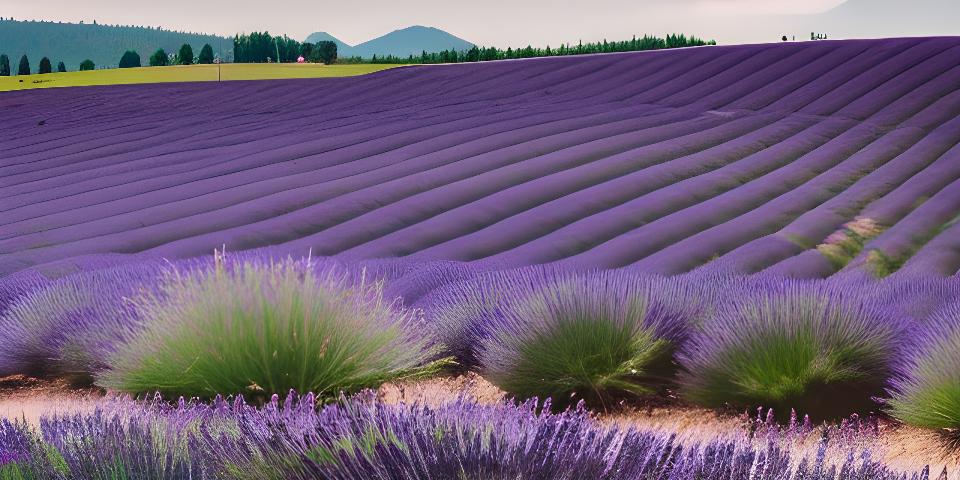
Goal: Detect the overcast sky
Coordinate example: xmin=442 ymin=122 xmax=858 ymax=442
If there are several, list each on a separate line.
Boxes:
xmin=0 ymin=0 xmax=934 ymax=46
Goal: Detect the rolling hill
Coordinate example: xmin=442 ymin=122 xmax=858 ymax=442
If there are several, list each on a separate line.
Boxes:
xmin=0 ymin=19 xmax=231 ymax=71
xmin=305 ymin=26 xmax=475 ymax=58
xmin=1 ymin=38 xmax=960 ymax=279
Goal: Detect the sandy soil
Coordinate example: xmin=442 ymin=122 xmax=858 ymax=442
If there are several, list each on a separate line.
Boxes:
xmin=0 ymin=375 xmax=104 ymax=426
xmin=2 ymin=373 xmax=957 ymax=476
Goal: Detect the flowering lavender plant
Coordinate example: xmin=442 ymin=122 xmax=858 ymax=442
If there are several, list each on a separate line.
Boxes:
xmin=98 ymin=258 xmax=447 ymax=400
xmin=679 ymin=280 xmax=904 ymax=420
xmin=478 ymin=271 xmax=697 ymax=409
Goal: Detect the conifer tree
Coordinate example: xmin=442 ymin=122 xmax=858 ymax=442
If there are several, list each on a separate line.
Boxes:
xmin=197 ymin=44 xmax=215 ymax=64
xmin=177 ymin=43 xmax=194 ymax=65
xmin=17 ymin=54 xmax=29 ymax=75
xmin=38 ymin=56 xmax=52 ymax=74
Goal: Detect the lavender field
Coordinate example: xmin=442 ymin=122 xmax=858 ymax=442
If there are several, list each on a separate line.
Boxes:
xmin=2 ymin=37 xmax=960 ymax=478
xmin=3 ymin=37 xmax=960 ymax=278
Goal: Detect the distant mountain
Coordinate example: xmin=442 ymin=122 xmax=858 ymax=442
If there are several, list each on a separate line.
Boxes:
xmin=304 ymin=26 xmax=474 ymax=59
xmin=0 ymin=19 xmax=231 ymax=71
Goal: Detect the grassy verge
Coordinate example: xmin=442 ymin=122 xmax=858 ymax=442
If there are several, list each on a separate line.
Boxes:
xmin=0 ymin=63 xmax=403 ymax=92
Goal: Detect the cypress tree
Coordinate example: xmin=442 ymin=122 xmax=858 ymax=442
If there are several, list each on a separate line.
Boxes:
xmin=177 ymin=44 xmax=194 ymax=65
xmin=0 ymin=54 xmax=9 ymax=76
xmin=197 ymin=44 xmax=215 ymax=64
xmin=38 ymin=57 xmax=52 ymax=74
xmin=17 ymin=55 xmax=30 ymax=75
xmin=57 ymin=61 xmax=66 ymax=72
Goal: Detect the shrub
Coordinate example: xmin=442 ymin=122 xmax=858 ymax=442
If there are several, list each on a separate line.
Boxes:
xmin=423 ymin=266 xmax=560 ymax=368
xmin=0 ymin=265 xmax=156 ymax=383
xmin=478 ymin=272 xmax=694 ymax=409
xmin=57 ymin=61 xmax=66 ymax=72
xmin=79 ymin=59 xmax=95 ymax=71
xmin=118 ymin=50 xmax=141 ymax=68
xmin=98 ymin=260 xmax=443 ymax=400
xmin=679 ymin=282 xmax=902 ymax=420
xmin=149 ymin=48 xmax=169 ymax=67
xmin=887 ymin=302 xmax=960 ymax=432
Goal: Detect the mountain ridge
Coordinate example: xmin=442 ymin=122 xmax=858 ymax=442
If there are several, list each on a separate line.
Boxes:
xmin=305 ymin=25 xmax=474 ymax=58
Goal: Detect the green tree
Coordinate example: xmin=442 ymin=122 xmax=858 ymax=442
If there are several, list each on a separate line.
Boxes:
xmin=118 ymin=50 xmax=141 ymax=68
xmin=300 ymin=42 xmax=315 ymax=62
xmin=313 ymin=40 xmax=337 ymax=64
xmin=149 ymin=48 xmax=169 ymax=66
xmin=79 ymin=59 xmax=95 ymax=71
xmin=177 ymin=43 xmax=194 ymax=65
xmin=57 ymin=61 xmax=66 ymax=72
xmin=197 ymin=44 xmax=215 ymax=64
xmin=0 ymin=54 xmax=9 ymax=76
xmin=38 ymin=57 xmax=52 ymax=74
xmin=17 ymin=54 xmax=29 ymax=75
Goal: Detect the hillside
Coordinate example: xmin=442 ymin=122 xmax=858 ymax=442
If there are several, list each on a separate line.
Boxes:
xmin=0 ymin=19 xmax=231 ymax=71
xmin=305 ymin=26 xmax=475 ymax=58
xmin=2 ymin=38 xmax=960 ymax=279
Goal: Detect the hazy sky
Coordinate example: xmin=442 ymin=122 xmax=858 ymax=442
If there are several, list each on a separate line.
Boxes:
xmin=0 ymin=0 xmax=925 ymax=46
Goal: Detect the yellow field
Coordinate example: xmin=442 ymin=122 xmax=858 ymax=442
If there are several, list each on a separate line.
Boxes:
xmin=0 ymin=63 xmax=404 ymax=92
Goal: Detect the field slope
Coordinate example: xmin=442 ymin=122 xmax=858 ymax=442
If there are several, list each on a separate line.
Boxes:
xmin=2 ymin=38 xmax=960 ymax=278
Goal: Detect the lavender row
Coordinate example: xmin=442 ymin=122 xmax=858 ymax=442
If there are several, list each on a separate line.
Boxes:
xmin=0 ymin=392 xmax=931 ymax=479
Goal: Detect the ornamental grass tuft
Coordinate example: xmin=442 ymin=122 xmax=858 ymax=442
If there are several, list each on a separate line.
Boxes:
xmin=679 ymin=281 xmax=903 ymax=420
xmin=98 ymin=259 xmax=445 ymax=400
xmin=478 ymin=272 xmax=695 ymax=410
xmin=887 ymin=302 xmax=960 ymax=434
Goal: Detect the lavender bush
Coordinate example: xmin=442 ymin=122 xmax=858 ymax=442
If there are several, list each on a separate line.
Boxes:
xmin=679 ymin=280 xmax=904 ymax=420
xmin=98 ymin=258 xmax=445 ymax=400
xmin=478 ymin=271 xmax=698 ymax=409
xmin=0 ymin=263 xmax=160 ymax=382
xmin=887 ymin=302 xmax=960 ymax=433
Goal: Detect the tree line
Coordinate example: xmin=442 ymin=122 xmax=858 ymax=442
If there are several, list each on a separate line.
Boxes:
xmin=0 ymin=42 xmax=219 ymax=75
xmin=233 ymin=32 xmax=337 ymax=64
xmin=344 ymin=34 xmax=716 ymax=65
xmin=0 ymin=53 xmax=67 ymax=75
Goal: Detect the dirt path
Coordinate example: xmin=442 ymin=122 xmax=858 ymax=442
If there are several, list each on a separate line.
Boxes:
xmin=0 ymin=375 xmax=104 ymax=426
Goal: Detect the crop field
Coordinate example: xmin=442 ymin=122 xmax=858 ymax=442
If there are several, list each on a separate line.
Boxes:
xmin=0 ymin=63 xmax=402 ymax=92
xmin=2 ymin=37 xmax=960 ymax=478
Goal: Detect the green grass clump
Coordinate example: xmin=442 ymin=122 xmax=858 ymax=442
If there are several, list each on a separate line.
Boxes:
xmin=479 ymin=273 xmax=692 ymax=410
xmin=98 ymin=260 xmax=443 ymax=400
xmin=679 ymin=284 xmax=901 ymax=420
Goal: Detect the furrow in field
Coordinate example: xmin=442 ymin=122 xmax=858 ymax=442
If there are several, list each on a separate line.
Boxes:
xmin=0 ymin=104 xmax=690 ymax=247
